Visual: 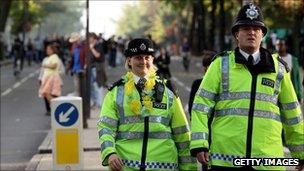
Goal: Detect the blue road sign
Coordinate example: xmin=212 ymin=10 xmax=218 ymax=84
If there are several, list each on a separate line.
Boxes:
xmin=54 ymin=103 xmax=78 ymax=127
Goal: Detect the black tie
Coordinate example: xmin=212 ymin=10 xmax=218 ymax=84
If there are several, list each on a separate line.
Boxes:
xmin=137 ymin=78 xmax=147 ymax=89
xmin=248 ymin=55 xmax=254 ymax=65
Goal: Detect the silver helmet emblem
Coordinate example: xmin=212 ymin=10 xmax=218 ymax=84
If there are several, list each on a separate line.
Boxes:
xmin=140 ymin=43 xmax=146 ymax=50
xmin=245 ymin=4 xmax=259 ymax=20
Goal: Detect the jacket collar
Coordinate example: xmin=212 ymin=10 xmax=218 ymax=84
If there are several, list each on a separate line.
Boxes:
xmin=234 ymin=47 xmax=275 ymax=73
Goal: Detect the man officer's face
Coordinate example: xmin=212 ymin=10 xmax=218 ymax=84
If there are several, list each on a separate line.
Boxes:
xmin=236 ymin=26 xmax=263 ymax=54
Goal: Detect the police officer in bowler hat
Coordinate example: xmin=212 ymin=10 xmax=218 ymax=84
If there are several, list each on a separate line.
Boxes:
xmin=98 ymin=38 xmax=197 ymax=171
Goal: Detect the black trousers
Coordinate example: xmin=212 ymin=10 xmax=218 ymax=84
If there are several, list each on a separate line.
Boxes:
xmin=44 ymin=97 xmax=50 ymax=112
xmin=209 ymin=166 xmax=255 ymax=171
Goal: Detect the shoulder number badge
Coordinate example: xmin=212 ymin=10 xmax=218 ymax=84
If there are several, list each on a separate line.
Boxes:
xmin=261 ymin=78 xmax=275 ymax=88
xmin=153 ymin=102 xmax=167 ymax=109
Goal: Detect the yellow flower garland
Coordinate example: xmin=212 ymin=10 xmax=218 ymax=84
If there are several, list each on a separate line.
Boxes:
xmin=123 ymin=70 xmax=157 ymax=116
xmin=130 ymin=100 xmax=141 ymax=114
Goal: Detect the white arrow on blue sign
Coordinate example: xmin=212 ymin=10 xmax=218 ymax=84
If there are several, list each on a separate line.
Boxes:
xmin=54 ymin=103 xmax=78 ymax=126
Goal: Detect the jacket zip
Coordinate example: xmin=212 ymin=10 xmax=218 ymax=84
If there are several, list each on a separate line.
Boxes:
xmin=246 ymin=71 xmax=257 ymax=158
xmin=140 ymin=116 xmax=149 ymax=171
xmin=135 ymin=84 xmax=149 ymax=171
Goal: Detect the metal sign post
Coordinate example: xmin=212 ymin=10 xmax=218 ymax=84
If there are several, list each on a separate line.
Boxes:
xmin=51 ymin=96 xmax=83 ymax=170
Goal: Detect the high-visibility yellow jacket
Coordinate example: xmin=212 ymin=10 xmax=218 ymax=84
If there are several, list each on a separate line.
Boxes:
xmin=190 ymin=47 xmax=304 ymax=170
xmin=98 ymin=76 xmax=197 ymax=171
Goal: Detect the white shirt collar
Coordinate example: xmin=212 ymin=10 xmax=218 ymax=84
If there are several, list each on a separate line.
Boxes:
xmin=239 ymin=48 xmax=261 ymax=65
xmin=133 ymin=73 xmax=148 ymax=84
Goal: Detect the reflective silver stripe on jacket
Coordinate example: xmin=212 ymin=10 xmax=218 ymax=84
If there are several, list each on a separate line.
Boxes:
xmin=281 ymin=101 xmax=300 ymax=110
xmin=98 ymin=128 xmax=114 ymax=138
xmin=287 ymin=144 xmax=304 ymax=152
xmin=274 ymin=61 xmax=285 ymax=95
xmin=217 ymin=92 xmax=278 ymax=105
xmin=119 ymin=115 xmax=170 ymax=126
xmin=282 ymin=115 xmax=303 ymax=125
xmin=98 ymin=116 xmax=118 ymax=127
xmin=215 ymin=108 xmax=281 ymax=122
xmin=191 ymin=132 xmax=208 ymax=140
xmin=196 ymin=89 xmax=217 ymax=100
xmin=175 ymin=141 xmax=189 ymax=149
xmin=179 ymin=156 xmax=197 ymax=163
xmin=116 ymin=85 xmax=125 ymax=120
xmin=122 ymin=159 xmax=178 ymax=170
xmin=222 ymin=55 xmax=229 ymax=92
xmin=172 ymin=125 xmax=189 ymax=135
xmin=116 ymin=131 xmax=172 ymax=140
xmin=192 ymin=103 xmax=213 ymax=116
xmin=101 ymin=141 xmax=114 ymax=151
xmin=211 ymin=153 xmax=244 ymax=162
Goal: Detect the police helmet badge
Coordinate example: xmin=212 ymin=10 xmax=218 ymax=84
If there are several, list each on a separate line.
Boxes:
xmin=245 ymin=4 xmax=259 ymax=20
xmin=140 ymin=43 xmax=146 ymax=51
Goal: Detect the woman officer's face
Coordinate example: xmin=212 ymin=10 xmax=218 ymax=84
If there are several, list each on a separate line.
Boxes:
xmin=128 ymin=55 xmax=154 ymax=77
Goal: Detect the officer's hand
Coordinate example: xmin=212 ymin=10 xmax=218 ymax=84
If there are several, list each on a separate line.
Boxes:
xmin=196 ymin=151 xmax=209 ymax=164
xmin=296 ymin=163 xmax=304 ymax=171
xmin=108 ymin=154 xmax=124 ymax=171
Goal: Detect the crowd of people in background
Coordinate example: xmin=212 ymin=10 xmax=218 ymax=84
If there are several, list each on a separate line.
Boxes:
xmin=3 ymin=27 xmax=304 ymax=116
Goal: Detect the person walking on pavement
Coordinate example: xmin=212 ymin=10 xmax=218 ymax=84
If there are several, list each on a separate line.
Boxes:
xmin=190 ymin=3 xmax=304 ymax=171
xmin=68 ymin=32 xmax=86 ymax=96
xmin=12 ymin=38 xmax=24 ymax=76
xmin=180 ymin=37 xmax=190 ymax=72
xmin=88 ymin=32 xmax=107 ymax=108
xmin=38 ymin=44 xmax=63 ymax=114
xmin=188 ymin=51 xmax=215 ymax=117
xmin=97 ymin=38 xmax=197 ymax=171
xmin=188 ymin=51 xmax=214 ymax=171
xmin=276 ymin=39 xmax=303 ymax=104
xmin=154 ymin=47 xmax=171 ymax=80
xmin=108 ymin=36 xmax=117 ymax=68
xmin=26 ymin=38 xmax=34 ymax=66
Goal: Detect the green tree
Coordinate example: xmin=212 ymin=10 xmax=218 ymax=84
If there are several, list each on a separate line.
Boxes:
xmin=37 ymin=1 xmax=84 ymax=37
xmin=259 ymin=0 xmax=304 ymax=57
xmin=9 ymin=0 xmax=44 ymax=35
xmin=117 ymin=0 xmax=187 ymax=48
xmin=0 ymin=0 xmax=12 ymax=32
xmin=116 ymin=2 xmax=149 ymax=38
xmin=8 ymin=0 xmax=84 ymax=36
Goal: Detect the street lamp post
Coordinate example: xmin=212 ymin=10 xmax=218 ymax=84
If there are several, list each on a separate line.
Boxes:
xmin=21 ymin=0 xmax=29 ymax=71
xmin=82 ymin=0 xmax=91 ymax=128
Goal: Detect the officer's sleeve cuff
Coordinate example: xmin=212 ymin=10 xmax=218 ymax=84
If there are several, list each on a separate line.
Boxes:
xmin=190 ymin=148 xmax=208 ymax=157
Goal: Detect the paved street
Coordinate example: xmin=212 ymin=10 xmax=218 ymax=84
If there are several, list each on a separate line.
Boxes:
xmin=0 ymin=64 xmax=74 ymax=170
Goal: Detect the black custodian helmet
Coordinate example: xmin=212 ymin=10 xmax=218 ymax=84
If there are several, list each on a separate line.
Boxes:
xmin=231 ymin=3 xmax=267 ymax=36
xmin=124 ymin=38 xmax=155 ymax=57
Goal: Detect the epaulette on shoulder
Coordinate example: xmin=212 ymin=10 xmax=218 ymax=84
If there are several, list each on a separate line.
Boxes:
xmin=108 ymin=79 xmax=124 ymax=91
xmin=158 ymin=79 xmax=179 ymax=97
xmin=277 ymin=56 xmax=290 ymax=73
xmin=211 ymin=51 xmax=228 ymax=62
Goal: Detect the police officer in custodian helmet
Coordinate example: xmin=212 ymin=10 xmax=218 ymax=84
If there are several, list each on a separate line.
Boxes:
xmin=190 ymin=3 xmax=304 ymax=171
